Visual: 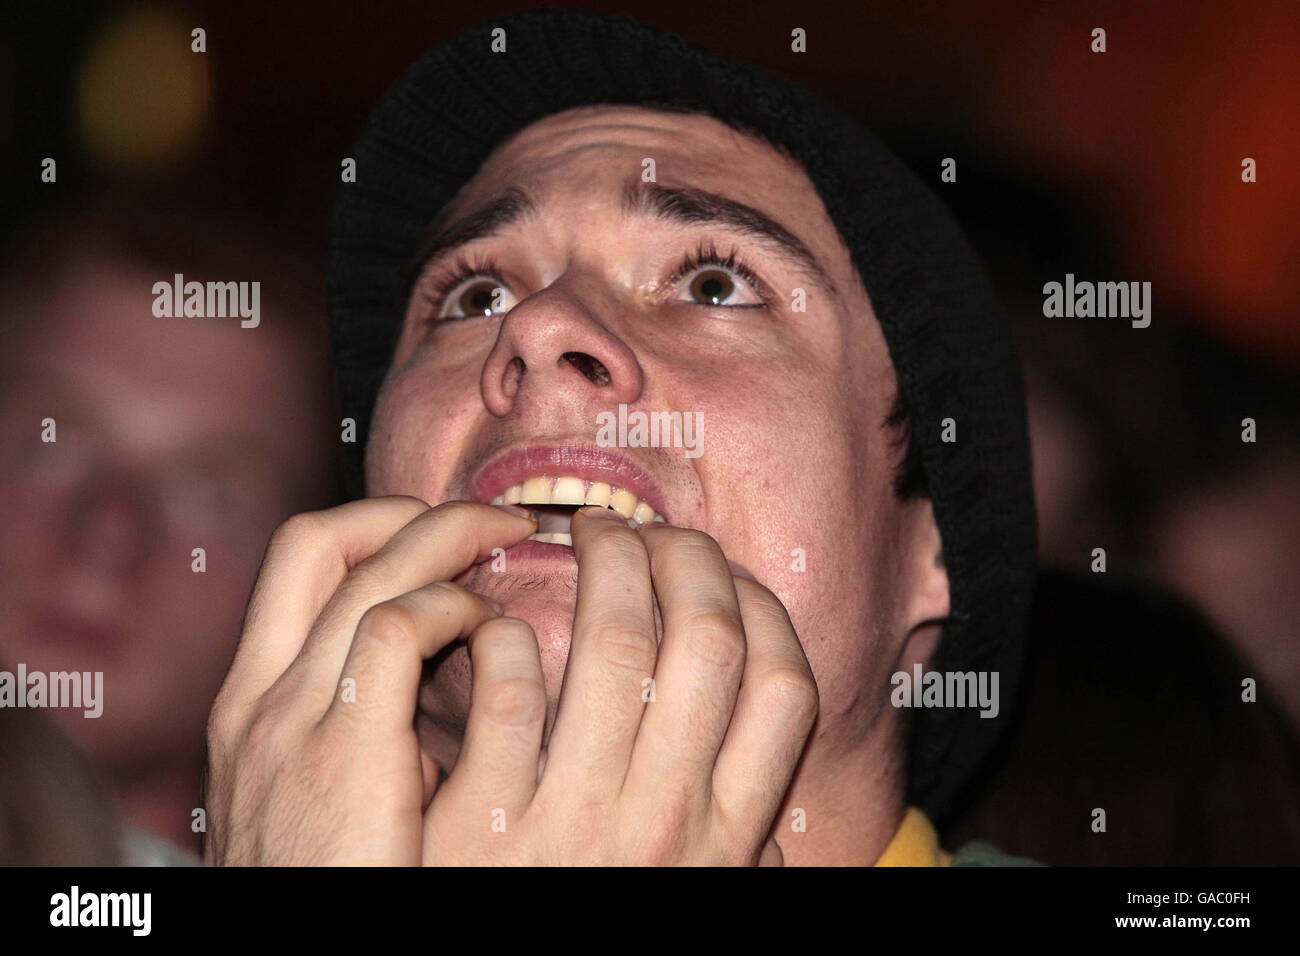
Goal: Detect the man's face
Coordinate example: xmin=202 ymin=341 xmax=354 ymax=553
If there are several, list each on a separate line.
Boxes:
xmin=368 ymin=105 xmax=944 ymax=749
xmin=0 ymin=260 xmax=329 ymax=768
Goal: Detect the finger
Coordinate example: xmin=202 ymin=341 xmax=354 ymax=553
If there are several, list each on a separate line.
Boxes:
xmin=216 ymin=496 xmax=431 ymax=721
xmin=542 ymin=506 xmax=656 ymax=795
xmin=709 ymin=577 xmax=818 ymax=831
xmin=442 ymin=616 xmax=546 ymax=815
xmin=758 ymin=837 xmax=785 ymax=867
xmin=320 ymin=580 xmax=502 ymax=737
xmin=273 ymin=500 xmax=536 ymax=711
xmin=621 ymin=525 xmax=746 ymax=804
xmin=421 ymin=751 xmax=439 ymax=811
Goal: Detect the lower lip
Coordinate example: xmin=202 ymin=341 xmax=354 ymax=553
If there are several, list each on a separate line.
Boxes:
xmin=501 ymin=539 xmax=576 ymax=563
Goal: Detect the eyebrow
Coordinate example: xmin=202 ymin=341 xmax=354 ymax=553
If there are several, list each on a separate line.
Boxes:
xmin=408 ymin=186 xmax=537 ymax=288
xmin=622 ymin=179 xmax=836 ymax=294
xmin=408 ymin=176 xmax=836 ymax=295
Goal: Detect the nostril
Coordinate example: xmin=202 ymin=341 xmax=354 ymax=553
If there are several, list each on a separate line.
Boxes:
xmin=561 ymin=351 xmax=612 ymax=387
xmin=501 ymin=356 xmax=526 ymax=398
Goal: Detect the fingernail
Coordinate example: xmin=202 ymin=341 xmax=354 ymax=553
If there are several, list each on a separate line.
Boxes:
xmin=727 ymin=560 xmax=758 ymax=582
xmin=577 ymin=505 xmax=623 ymax=521
xmin=484 ymin=598 xmax=504 ymax=614
xmin=493 ymin=504 xmax=534 ymax=520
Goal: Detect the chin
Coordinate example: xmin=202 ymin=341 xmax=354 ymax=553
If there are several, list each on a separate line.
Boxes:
xmin=421 ymin=556 xmax=581 ymax=739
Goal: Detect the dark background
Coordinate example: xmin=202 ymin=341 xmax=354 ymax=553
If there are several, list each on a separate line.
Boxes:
xmin=6 ymin=0 xmax=1297 ymax=366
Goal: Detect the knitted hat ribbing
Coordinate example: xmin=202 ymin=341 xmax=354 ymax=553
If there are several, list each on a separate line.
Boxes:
xmin=327 ymin=9 xmax=1037 ymax=820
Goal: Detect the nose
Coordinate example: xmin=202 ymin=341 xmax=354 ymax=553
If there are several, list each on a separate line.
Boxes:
xmin=63 ymin=468 xmax=154 ymax=579
xmin=479 ymin=278 xmax=645 ymax=417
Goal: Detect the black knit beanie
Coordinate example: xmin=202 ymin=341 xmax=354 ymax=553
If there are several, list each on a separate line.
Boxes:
xmin=327 ymin=9 xmax=1037 ymax=821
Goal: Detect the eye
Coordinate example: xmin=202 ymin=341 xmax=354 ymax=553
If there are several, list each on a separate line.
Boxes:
xmin=671 ymin=245 xmax=768 ymax=308
xmin=438 ymin=276 xmax=518 ymax=320
xmin=691 ymin=269 xmax=733 ymax=305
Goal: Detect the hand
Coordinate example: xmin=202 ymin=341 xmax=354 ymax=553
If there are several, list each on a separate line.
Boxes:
xmin=422 ymin=506 xmax=818 ymax=865
xmin=203 ymin=497 xmax=537 ymax=865
xmin=205 ymin=499 xmax=817 ymax=866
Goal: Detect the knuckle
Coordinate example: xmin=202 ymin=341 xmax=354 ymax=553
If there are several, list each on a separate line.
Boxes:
xmin=206 ymin=698 xmax=238 ymax=751
xmin=589 ymin=524 xmax=646 ymax=558
xmin=656 ymin=527 xmax=722 ymax=562
xmin=344 ymin=551 xmax=399 ymax=595
xmin=589 ymin=623 xmax=658 ymax=674
xmin=733 ymin=575 xmax=781 ymax=607
xmin=681 ymin=610 xmax=745 ymax=669
xmin=432 ymin=498 xmax=482 ymax=523
xmin=638 ymin=831 xmax=687 ymax=867
xmin=356 ymin=600 xmax=419 ymax=650
xmin=734 ymin=578 xmax=794 ymax=624
xmin=755 ymin=667 xmax=820 ymax=727
xmin=381 ymin=493 xmax=430 ymax=511
xmin=556 ymin=799 xmax=605 ymax=851
xmin=637 ymin=792 xmax=694 ymax=863
xmin=471 ymin=616 xmax=535 ymax=655
xmin=423 ymin=579 xmax=468 ymax=610
xmin=242 ymin=706 xmax=290 ymax=757
xmin=269 ymin=510 xmax=326 ymax=551
xmin=479 ymin=675 xmax=547 ymax=727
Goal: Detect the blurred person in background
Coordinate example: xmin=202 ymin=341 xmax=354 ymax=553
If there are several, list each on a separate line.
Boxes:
xmin=0 ymin=704 xmax=119 ymax=866
xmin=932 ymin=158 xmax=1300 ymax=737
xmin=943 ymin=569 xmax=1300 ymax=865
xmin=927 ymin=157 xmax=1300 ymax=864
xmin=0 ymin=196 xmax=338 ymax=860
xmin=1015 ymin=276 xmax=1300 ymax=738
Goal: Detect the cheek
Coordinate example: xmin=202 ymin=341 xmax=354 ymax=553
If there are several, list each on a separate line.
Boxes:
xmin=0 ymin=473 xmax=57 ymax=537
xmin=682 ymin=354 xmax=866 ymax=573
xmin=681 ymin=370 xmax=898 ymax=710
xmin=0 ymin=475 xmax=79 ymax=605
xmin=365 ymin=362 xmax=480 ymax=500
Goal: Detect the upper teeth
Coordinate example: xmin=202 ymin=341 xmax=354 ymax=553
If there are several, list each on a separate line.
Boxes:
xmin=490 ymin=475 xmax=666 ymax=525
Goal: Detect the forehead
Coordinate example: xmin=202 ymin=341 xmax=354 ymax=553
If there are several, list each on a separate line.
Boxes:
xmin=450 ymin=105 xmax=852 ymax=271
xmin=477 ymin=105 xmax=801 ymax=183
xmin=7 ymin=261 xmax=301 ymax=425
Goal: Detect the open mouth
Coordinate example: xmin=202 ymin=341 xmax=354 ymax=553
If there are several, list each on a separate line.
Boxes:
xmin=491 ymin=475 xmax=666 ymax=545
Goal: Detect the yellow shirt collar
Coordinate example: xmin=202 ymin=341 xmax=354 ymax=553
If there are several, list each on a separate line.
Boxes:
xmin=873 ymin=806 xmax=953 ymax=866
